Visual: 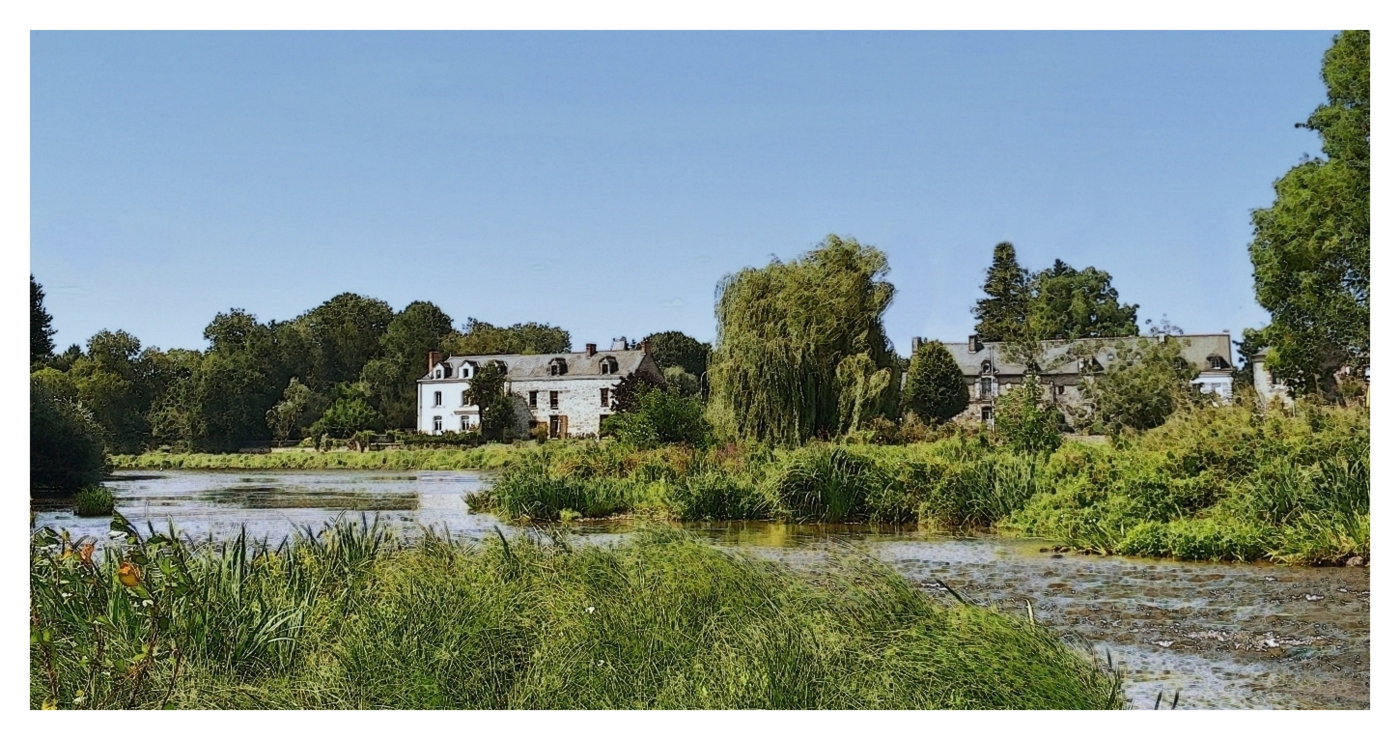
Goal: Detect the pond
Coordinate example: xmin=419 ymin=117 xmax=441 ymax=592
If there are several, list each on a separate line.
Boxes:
xmin=31 ymin=470 xmax=1369 ymax=710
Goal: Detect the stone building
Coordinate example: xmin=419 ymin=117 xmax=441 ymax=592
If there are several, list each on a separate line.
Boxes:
xmin=914 ymin=332 xmax=1236 ymax=426
xmin=416 ymin=338 xmax=665 ymax=438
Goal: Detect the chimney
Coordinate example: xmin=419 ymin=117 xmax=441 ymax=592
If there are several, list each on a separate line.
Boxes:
xmin=586 ymin=343 xmax=597 ymax=357
xmin=912 ymin=336 xmax=926 ymax=354
xmin=427 ymin=350 xmax=442 ymax=374
xmin=640 ymin=339 xmax=652 ymax=355
xmin=968 ymin=334 xmax=980 ymax=353
xmin=611 ymin=337 xmax=628 ymax=351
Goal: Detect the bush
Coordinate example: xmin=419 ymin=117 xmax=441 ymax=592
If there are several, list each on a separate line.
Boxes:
xmin=770 ymin=446 xmax=884 ymax=522
xmin=73 ymin=485 xmax=115 ymax=517
xmin=666 ymin=470 xmax=771 ymax=520
xmin=993 ymin=377 xmax=1062 ymax=455
xmin=601 ymin=388 xmax=709 ymax=448
xmin=903 ymin=342 xmax=970 ymax=424
xmin=31 ymin=378 xmax=106 ymax=496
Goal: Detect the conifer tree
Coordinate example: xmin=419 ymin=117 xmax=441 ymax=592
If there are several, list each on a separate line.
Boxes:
xmin=972 ymin=242 xmax=1030 ymax=342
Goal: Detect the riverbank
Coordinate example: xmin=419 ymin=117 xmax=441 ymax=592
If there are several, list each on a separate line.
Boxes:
xmin=107 ymin=403 xmax=1369 ymax=565
xmin=30 ymin=515 xmax=1123 ymax=710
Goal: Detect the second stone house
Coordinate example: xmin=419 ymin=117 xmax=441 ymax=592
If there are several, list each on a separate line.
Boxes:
xmin=416 ymin=338 xmax=665 ymax=439
xmin=916 ymin=332 xmax=1236 ymax=427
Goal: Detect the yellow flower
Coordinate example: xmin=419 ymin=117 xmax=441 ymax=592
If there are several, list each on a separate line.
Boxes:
xmin=41 ymin=698 xmax=57 ymax=710
xmin=117 ymin=562 xmax=142 ymax=589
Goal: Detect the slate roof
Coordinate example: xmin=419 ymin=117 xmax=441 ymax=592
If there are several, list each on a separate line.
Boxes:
xmin=420 ymin=349 xmax=652 ymax=382
xmin=939 ymin=334 xmax=1234 ymax=377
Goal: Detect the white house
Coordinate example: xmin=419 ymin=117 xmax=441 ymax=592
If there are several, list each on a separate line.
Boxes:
xmin=417 ymin=338 xmax=665 ymax=439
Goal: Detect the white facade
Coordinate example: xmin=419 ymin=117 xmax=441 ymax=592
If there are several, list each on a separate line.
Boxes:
xmin=416 ymin=343 xmax=664 ymax=438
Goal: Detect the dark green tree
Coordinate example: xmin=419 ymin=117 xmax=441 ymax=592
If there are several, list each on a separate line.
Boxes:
xmin=1027 ymin=260 xmax=1139 ymax=340
xmin=643 ymin=331 xmax=711 ymax=382
xmin=710 ymin=235 xmax=900 ymax=445
xmin=360 ymin=301 xmax=455 ymax=428
xmin=973 ymin=242 xmax=1031 ymax=342
xmin=1248 ymin=30 xmax=1369 ymax=399
xmin=31 ymin=275 xmax=55 ymax=365
xmin=465 ymin=362 xmax=517 ymax=441
xmin=295 ymin=293 xmax=394 ymax=391
xmin=448 ymin=318 xmax=571 ymax=356
xmin=903 ymin=342 xmax=969 ymax=424
xmin=31 ymin=378 xmax=105 ymax=496
xmin=993 ymin=374 xmax=1063 ymax=455
xmin=266 ymin=377 xmax=328 ymax=442
xmin=601 ymin=387 xmax=709 ymax=448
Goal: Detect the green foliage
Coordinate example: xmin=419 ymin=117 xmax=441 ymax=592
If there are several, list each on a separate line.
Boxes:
xmin=308 ymin=385 xmax=386 ymax=440
xmin=32 ymin=275 xmax=55 ymax=365
xmin=30 ymin=378 xmax=106 ymax=496
xmin=601 ymin=388 xmax=709 ymax=448
xmin=1078 ymin=337 xmax=1199 ymax=434
xmin=973 ymin=242 xmax=1030 ymax=342
xmin=770 ymin=446 xmax=883 ymax=523
xmin=710 ymin=235 xmax=900 ymax=445
xmin=903 ymin=342 xmax=969 ymax=424
xmin=30 ymin=518 xmax=1122 ymax=709
xmin=993 ymin=376 xmax=1062 ymax=455
xmin=294 ymin=293 xmax=395 ymax=392
xmin=662 ymin=365 xmax=701 ymax=397
xmin=464 ymin=362 xmax=517 ymax=441
xmin=265 ymin=377 xmax=327 ymax=442
xmin=447 ymin=317 xmax=571 ymax=356
xmin=1248 ymin=31 xmax=1369 ymax=398
xmin=1027 ymin=260 xmax=1139 ymax=340
xmin=73 ymin=485 xmax=115 ymax=517
xmin=360 ymin=301 xmax=455 ymax=428
xmin=643 ymin=331 xmax=711 ymax=383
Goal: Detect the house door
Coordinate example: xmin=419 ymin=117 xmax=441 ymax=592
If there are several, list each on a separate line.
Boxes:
xmin=549 ymin=415 xmax=568 ymax=439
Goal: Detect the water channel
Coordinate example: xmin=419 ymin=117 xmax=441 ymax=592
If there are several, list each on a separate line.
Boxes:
xmin=31 ymin=470 xmax=1370 ymax=710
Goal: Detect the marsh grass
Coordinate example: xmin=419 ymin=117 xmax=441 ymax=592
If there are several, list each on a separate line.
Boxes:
xmin=72 ymin=485 xmax=114 ymax=517
xmin=31 ymin=516 xmax=1123 ymax=710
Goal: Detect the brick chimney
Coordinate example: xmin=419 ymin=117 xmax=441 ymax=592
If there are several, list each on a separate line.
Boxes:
xmin=968 ymin=334 xmax=981 ymax=353
xmin=640 ymin=339 xmax=652 ymax=355
xmin=427 ymin=350 xmax=442 ymax=374
xmin=586 ymin=343 xmax=597 ymax=357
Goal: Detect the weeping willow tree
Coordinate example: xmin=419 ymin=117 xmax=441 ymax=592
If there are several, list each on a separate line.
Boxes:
xmin=710 ymin=235 xmax=901 ymax=445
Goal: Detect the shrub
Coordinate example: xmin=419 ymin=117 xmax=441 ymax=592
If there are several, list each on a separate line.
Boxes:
xmin=993 ymin=377 xmax=1062 ymax=455
xmin=601 ymin=388 xmax=709 ymax=448
xmin=770 ymin=446 xmax=884 ymax=522
xmin=903 ymin=341 xmax=970 ymax=424
xmin=31 ymin=378 xmax=106 ymax=496
xmin=73 ymin=485 xmax=115 ymax=517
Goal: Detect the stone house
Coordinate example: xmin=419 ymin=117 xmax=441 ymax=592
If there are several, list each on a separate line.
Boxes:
xmin=416 ymin=338 xmax=665 ymax=438
xmin=915 ymin=332 xmax=1236 ymax=427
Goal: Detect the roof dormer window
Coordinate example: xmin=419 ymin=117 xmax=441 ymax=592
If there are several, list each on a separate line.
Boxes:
xmin=1207 ymin=354 xmax=1228 ymax=370
xmin=599 ymin=356 xmax=618 ymax=375
xmin=548 ymin=358 xmax=568 ymax=376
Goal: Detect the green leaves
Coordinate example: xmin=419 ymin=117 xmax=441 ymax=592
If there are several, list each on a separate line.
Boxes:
xmin=903 ymin=342 xmax=969 ymax=424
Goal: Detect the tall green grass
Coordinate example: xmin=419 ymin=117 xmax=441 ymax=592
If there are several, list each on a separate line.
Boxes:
xmin=31 ymin=515 xmax=1123 ymax=710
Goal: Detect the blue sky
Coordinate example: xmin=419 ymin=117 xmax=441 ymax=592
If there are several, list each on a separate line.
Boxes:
xmin=31 ymin=31 xmax=1337 ymax=358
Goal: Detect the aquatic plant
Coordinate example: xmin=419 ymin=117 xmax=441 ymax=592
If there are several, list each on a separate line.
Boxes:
xmin=72 ymin=485 xmax=114 ymax=517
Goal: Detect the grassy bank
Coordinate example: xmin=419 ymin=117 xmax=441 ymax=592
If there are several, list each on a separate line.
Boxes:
xmin=30 ymin=515 xmax=1123 ymax=710
xmin=108 ymin=403 xmax=1369 ymax=565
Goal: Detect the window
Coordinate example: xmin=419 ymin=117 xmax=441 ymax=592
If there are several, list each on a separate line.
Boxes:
xmin=461 ymin=416 xmax=470 ymax=431
xmin=600 ymin=388 xmax=611 ymax=407
xmin=549 ymin=358 xmax=568 ymax=376
xmin=599 ymin=356 xmax=619 ymax=374
xmin=433 ymin=391 xmax=442 ymax=407
xmin=461 ymin=390 xmax=469 ymax=407
xmin=528 ymin=391 xmax=538 ymax=408
xmin=550 ymin=390 xmax=560 ymax=409
xmin=1207 ymin=355 xmax=1228 ymax=370
xmin=981 ymin=406 xmax=993 ymax=423
xmin=432 ymin=416 xmax=443 ymax=433
xmin=981 ymin=360 xmax=993 ymax=374
xmin=979 ymin=378 xmax=992 ymax=398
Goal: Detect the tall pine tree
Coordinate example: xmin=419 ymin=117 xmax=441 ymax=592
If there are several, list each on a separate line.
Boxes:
xmin=31 ymin=275 xmax=56 ymax=365
xmin=972 ymin=242 xmax=1030 ymax=342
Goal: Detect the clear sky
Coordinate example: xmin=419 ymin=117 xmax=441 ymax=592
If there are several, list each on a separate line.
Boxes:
xmin=31 ymin=31 xmax=1338 ymax=359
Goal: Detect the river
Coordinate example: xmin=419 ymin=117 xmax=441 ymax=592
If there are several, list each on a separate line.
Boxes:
xmin=31 ymin=470 xmax=1370 ymax=710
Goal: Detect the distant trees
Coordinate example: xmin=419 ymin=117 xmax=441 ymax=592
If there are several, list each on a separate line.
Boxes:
xmin=448 ymin=318 xmax=571 ymax=356
xmin=266 ymin=378 xmax=327 ymax=442
xmin=602 ymin=387 xmax=709 ymax=448
xmin=1248 ymin=31 xmax=1369 ymax=400
xmin=972 ymin=245 xmax=1139 ymax=343
xmin=360 ymin=301 xmax=455 ymax=428
xmin=308 ymin=384 xmax=385 ymax=440
xmin=464 ymin=362 xmax=516 ymax=441
xmin=709 ymin=235 xmax=900 ymax=445
xmin=902 ymin=342 xmax=969 ymax=424
xmin=644 ymin=331 xmax=710 ymax=390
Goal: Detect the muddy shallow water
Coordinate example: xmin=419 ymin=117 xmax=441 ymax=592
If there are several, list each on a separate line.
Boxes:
xmin=32 ymin=470 xmax=1370 ymax=710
